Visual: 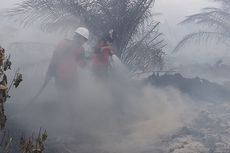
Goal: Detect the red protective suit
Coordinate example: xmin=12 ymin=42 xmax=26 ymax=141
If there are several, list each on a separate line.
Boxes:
xmin=92 ymin=42 xmax=115 ymax=78
xmin=47 ymin=39 xmax=86 ymax=89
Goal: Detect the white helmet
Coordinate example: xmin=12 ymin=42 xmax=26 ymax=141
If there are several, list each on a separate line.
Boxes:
xmin=74 ymin=27 xmax=89 ymax=40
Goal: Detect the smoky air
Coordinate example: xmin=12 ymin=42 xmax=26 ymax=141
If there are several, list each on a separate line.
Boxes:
xmin=0 ymin=0 xmax=229 ymax=153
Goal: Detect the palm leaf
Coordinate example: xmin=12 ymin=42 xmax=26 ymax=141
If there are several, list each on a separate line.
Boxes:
xmin=6 ymin=0 xmax=164 ymax=70
xmin=175 ymin=0 xmax=230 ymax=53
xmin=172 ymin=31 xmax=228 ymax=53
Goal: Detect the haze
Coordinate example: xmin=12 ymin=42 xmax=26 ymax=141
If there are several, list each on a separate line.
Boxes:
xmin=1 ymin=0 xmax=213 ymax=25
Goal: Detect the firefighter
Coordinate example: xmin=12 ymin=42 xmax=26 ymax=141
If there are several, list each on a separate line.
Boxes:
xmin=35 ymin=27 xmax=89 ymax=99
xmin=92 ymin=29 xmax=116 ymax=80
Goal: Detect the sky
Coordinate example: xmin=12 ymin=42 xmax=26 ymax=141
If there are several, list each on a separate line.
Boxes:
xmin=154 ymin=0 xmax=215 ymax=24
xmin=1 ymin=0 xmax=21 ymax=8
xmin=1 ymin=0 xmax=215 ymax=25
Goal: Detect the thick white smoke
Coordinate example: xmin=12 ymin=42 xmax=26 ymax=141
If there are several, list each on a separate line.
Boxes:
xmin=8 ymin=63 xmax=194 ymax=153
xmin=0 ymin=23 xmax=194 ymax=153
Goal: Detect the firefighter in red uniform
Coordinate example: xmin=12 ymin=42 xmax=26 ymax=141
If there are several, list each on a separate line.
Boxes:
xmin=92 ymin=30 xmax=116 ymax=79
xmin=42 ymin=27 xmax=89 ymax=93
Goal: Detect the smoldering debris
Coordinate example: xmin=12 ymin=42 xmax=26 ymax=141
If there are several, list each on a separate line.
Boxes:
xmin=146 ymin=73 xmax=230 ymax=103
xmin=153 ymin=103 xmax=230 ymax=153
xmin=7 ymin=66 xmax=193 ymax=153
xmin=1 ymin=33 xmax=229 ymax=153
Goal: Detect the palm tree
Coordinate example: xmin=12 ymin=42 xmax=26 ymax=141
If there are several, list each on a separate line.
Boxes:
xmin=173 ymin=0 xmax=230 ymax=53
xmin=7 ymin=0 xmax=165 ymax=72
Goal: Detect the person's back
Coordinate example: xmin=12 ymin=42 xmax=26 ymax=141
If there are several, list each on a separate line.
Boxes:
xmin=40 ymin=27 xmax=89 ymax=95
xmin=47 ymin=39 xmax=86 ymax=90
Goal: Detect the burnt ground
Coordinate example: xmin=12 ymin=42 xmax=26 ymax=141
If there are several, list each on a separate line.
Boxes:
xmin=2 ymin=73 xmax=230 ymax=153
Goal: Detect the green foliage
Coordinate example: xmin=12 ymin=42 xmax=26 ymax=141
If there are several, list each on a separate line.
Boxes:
xmin=173 ymin=0 xmax=230 ymax=53
xmin=8 ymin=0 xmax=165 ymax=71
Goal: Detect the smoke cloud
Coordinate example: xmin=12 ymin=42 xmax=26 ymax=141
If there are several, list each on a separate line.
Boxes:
xmin=7 ymin=58 xmax=194 ymax=152
xmin=0 ymin=20 xmax=194 ymax=153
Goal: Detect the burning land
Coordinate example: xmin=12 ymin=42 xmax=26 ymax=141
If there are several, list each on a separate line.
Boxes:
xmin=1 ymin=0 xmax=230 ymax=153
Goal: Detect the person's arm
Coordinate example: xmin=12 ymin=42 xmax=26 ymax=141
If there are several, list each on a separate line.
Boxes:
xmin=101 ymin=45 xmax=115 ymax=56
